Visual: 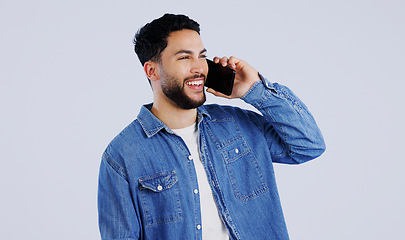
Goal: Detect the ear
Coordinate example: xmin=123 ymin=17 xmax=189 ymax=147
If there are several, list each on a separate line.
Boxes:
xmin=143 ymin=61 xmax=160 ymax=81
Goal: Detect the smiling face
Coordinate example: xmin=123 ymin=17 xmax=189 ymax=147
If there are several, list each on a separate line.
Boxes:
xmin=156 ymin=29 xmax=209 ymax=109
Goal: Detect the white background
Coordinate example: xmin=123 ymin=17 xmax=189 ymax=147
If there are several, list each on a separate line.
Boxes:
xmin=1 ymin=0 xmax=404 ymax=239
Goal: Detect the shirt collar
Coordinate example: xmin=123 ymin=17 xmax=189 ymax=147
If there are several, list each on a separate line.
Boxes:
xmin=137 ymin=103 xmax=211 ymax=138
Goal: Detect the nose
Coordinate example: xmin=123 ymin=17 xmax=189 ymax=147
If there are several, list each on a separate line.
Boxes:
xmin=191 ymin=58 xmax=205 ymax=74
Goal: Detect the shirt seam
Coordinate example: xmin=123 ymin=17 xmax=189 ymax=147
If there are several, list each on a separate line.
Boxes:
xmin=102 ymin=152 xmax=128 ymax=180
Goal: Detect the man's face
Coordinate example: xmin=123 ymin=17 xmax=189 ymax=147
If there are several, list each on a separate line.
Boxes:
xmin=157 ymin=29 xmax=208 ymax=109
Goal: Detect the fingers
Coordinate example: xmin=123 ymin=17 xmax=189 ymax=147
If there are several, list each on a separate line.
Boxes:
xmin=213 ymin=56 xmax=240 ymax=70
xmin=227 ymin=56 xmax=238 ymax=70
xmin=212 ymin=56 xmax=222 ymax=64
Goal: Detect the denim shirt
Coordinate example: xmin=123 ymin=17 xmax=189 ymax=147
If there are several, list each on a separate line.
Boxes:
xmin=98 ymin=76 xmax=326 ymax=240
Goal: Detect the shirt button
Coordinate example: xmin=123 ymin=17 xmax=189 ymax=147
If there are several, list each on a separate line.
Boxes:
xmin=188 ymin=155 xmax=193 ymax=160
xmin=194 ymin=189 xmax=199 ymax=194
xmin=157 ymin=185 xmax=163 ymax=191
xmin=196 ymin=224 xmax=201 ymax=230
xmin=235 ymin=148 xmax=239 ymax=154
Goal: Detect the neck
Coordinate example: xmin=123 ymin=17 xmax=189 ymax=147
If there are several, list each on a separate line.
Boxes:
xmin=151 ymin=98 xmax=197 ymax=130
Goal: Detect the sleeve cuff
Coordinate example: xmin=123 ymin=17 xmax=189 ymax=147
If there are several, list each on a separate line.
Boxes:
xmin=241 ymin=73 xmax=280 ymax=107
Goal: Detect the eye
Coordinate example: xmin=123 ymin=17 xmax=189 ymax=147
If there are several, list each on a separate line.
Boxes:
xmin=200 ymin=54 xmax=207 ymax=59
xmin=178 ymin=56 xmax=189 ymax=60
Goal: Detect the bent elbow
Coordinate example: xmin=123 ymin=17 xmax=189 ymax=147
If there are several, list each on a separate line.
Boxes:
xmin=292 ymin=138 xmax=326 ymax=164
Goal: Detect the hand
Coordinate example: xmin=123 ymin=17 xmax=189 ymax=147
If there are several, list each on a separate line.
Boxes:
xmin=206 ymin=56 xmax=261 ymax=99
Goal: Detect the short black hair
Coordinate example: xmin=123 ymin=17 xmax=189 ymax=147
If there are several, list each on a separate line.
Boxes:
xmin=134 ymin=13 xmax=200 ymax=65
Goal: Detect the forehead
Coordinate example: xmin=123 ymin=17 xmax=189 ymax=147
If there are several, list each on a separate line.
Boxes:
xmin=164 ymin=29 xmax=205 ymax=55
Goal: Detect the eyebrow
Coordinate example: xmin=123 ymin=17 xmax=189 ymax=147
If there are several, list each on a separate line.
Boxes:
xmin=174 ymin=48 xmax=207 ymax=56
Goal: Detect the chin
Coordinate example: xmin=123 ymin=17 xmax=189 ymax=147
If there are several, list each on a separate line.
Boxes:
xmin=180 ymin=95 xmax=206 ymax=109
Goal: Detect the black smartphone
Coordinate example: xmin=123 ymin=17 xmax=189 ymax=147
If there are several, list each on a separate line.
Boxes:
xmin=205 ymin=59 xmax=235 ymax=96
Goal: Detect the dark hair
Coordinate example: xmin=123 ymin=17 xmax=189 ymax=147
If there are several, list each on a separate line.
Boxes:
xmin=134 ymin=13 xmax=200 ymax=65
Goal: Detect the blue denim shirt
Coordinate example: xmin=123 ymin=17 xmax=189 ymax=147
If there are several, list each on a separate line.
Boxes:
xmin=98 ymin=76 xmax=325 ymax=240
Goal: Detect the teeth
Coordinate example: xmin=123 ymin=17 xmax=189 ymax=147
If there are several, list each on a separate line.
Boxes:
xmin=186 ymin=80 xmax=203 ymax=86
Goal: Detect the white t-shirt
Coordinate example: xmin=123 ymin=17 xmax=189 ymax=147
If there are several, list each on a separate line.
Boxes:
xmin=173 ymin=123 xmax=229 ymax=240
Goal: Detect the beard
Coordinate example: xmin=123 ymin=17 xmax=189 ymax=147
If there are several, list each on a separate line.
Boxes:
xmin=161 ymin=74 xmax=206 ymax=109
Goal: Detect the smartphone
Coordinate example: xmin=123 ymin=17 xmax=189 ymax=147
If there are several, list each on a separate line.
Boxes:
xmin=205 ymin=59 xmax=235 ymax=96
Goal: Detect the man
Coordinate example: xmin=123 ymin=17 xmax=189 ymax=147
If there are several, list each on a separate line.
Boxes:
xmin=98 ymin=13 xmax=325 ymax=240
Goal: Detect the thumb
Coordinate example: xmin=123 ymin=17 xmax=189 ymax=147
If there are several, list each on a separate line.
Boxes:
xmin=206 ymin=88 xmax=233 ymax=99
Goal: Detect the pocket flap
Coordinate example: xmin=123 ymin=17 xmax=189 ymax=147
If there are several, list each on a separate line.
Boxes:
xmin=222 ymin=142 xmax=250 ymax=164
xmin=138 ymin=171 xmax=178 ymax=192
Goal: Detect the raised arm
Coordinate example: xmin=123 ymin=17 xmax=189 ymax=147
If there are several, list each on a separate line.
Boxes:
xmin=207 ymin=56 xmax=325 ymax=164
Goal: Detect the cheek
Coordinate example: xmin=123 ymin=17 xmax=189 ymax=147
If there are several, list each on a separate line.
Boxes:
xmin=161 ymin=64 xmax=184 ymax=79
xmin=203 ymin=62 xmax=209 ymax=75
xmin=173 ymin=63 xmax=189 ymax=74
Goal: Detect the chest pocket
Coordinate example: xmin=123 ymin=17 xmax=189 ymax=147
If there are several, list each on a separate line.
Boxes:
xmin=138 ymin=171 xmax=182 ymax=225
xmin=206 ymin=118 xmax=268 ymax=201
xmin=222 ymin=141 xmax=268 ymax=201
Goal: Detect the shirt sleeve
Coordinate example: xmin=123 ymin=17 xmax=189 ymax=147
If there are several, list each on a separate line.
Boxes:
xmin=241 ymin=74 xmax=326 ymax=164
xmin=98 ymin=151 xmax=140 ymax=240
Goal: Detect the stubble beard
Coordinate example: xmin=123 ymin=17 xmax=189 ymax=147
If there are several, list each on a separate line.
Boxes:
xmin=161 ymin=74 xmax=206 ymax=109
